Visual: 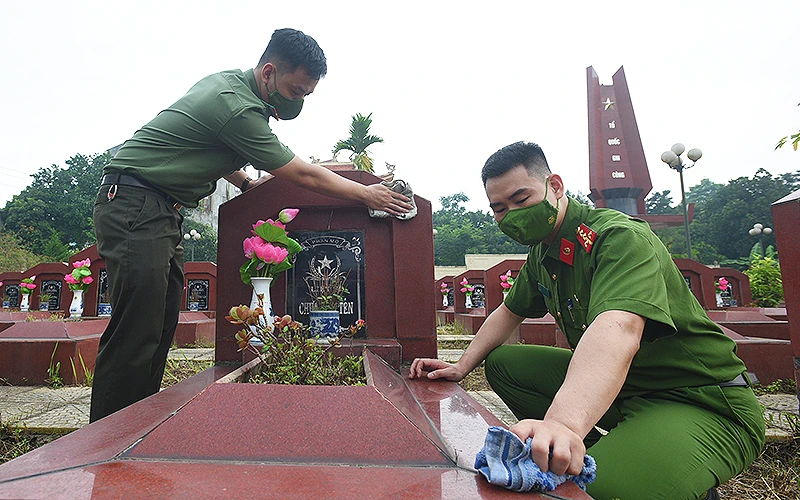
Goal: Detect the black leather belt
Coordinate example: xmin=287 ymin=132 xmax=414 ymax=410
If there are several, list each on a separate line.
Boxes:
xmin=101 ymin=173 xmax=183 ymax=211
xmin=718 ymin=373 xmax=751 ymax=388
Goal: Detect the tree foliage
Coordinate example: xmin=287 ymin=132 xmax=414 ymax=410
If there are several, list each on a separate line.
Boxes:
xmin=433 ymin=192 xmax=528 ymax=265
xmin=331 ymin=113 xmax=384 ymax=173
xmin=745 ymin=257 xmax=783 ymax=307
xmin=181 ymin=218 xmax=218 ymax=263
xmin=0 ymin=232 xmax=46 ymax=272
xmin=1 ymin=153 xmax=110 ymax=258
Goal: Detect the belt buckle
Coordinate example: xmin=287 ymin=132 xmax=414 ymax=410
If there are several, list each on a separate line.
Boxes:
xmin=173 ymin=202 xmax=183 ymax=211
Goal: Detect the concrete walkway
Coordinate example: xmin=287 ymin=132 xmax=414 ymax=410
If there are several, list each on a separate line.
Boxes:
xmin=0 ymin=347 xmax=796 ymax=439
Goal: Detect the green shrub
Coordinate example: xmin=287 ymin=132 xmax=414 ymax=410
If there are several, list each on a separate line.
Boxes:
xmin=745 ymin=257 xmax=784 ymax=307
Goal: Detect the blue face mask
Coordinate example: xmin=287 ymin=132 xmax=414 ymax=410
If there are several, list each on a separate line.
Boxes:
xmin=498 ymin=179 xmax=560 ymax=246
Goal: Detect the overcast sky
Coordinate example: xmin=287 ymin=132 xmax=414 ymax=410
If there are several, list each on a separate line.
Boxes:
xmin=1 ymin=1 xmax=798 ymax=214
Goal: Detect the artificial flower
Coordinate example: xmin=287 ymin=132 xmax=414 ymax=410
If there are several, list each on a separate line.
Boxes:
xmin=278 ymin=208 xmax=300 ymax=223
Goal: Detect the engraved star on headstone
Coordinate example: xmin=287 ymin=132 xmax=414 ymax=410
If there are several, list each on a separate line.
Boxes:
xmin=602 ymin=98 xmax=615 ymax=110
xmin=318 ymin=255 xmax=334 ymax=269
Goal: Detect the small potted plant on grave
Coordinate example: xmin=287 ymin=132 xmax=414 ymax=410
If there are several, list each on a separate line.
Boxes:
xmin=38 ymin=293 xmax=51 ymax=311
xmin=188 ymin=289 xmax=201 ymax=311
xmin=304 ymin=255 xmax=350 ymax=341
xmin=227 ymin=306 xmax=366 ymax=385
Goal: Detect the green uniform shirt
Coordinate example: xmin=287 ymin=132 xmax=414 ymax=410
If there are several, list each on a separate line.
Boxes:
xmin=105 ymin=69 xmax=296 ymax=207
xmin=505 ymin=198 xmax=746 ymax=397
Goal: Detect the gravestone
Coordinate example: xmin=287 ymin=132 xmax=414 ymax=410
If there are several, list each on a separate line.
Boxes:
xmin=216 ymin=168 xmax=437 ymax=366
xmin=183 ymin=262 xmax=217 ymax=312
xmin=24 ymin=263 xmax=69 ymax=312
xmin=69 ymin=246 xmax=104 ymax=317
xmin=287 ymin=230 xmax=366 ymax=336
xmin=40 ymin=280 xmax=63 ymax=311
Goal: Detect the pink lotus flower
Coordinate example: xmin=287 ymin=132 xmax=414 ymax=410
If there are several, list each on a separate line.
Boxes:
xmin=243 ymin=236 xmax=261 ymax=259
xmin=278 ymin=208 xmax=299 ymax=223
xmin=252 ymin=218 xmax=285 ymax=234
xmin=460 ymin=287 xmax=467 ymax=293
xmin=64 ymin=274 xmax=78 ymax=284
xmin=83 ymin=276 xmax=94 ymax=285
xmin=460 ymin=278 xmax=468 ymax=286
xmin=73 ymin=258 xmax=91 ymax=268
xmin=254 ymin=242 xmax=289 ymax=264
xmin=717 ymin=277 xmax=729 ymax=292
xmin=24 ymin=283 xmax=36 ymax=290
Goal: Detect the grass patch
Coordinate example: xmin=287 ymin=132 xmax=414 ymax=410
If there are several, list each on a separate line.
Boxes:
xmin=437 ymin=322 xmax=470 ymax=336
xmin=718 ymin=439 xmax=800 ymax=499
xmin=160 ymin=358 xmax=213 ymax=389
xmin=458 ymin=363 xmax=492 ymax=392
xmin=0 ymin=420 xmax=70 ymax=465
xmin=438 ymin=339 xmax=472 ymax=350
xmin=753 ymin=378 xmax=797 ymax=396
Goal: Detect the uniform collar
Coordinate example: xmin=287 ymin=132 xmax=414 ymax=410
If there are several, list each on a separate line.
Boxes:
xmin=536 ymin=197 xmax=589 ymax=263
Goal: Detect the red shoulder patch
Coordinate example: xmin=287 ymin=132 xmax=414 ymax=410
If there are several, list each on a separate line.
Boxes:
xmin=559 ymin=238 xmax=575 ymax=265
xmin=576 ymin=224 xmax=597 ymax=254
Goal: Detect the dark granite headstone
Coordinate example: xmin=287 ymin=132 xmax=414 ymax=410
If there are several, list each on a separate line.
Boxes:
xmin=187 ymin=279 xmax=210 ymax=311
xmin=5 ymin=285 xmax=20 ymax=308
xmin=684 ymin=276 xmax=692 ymax=291
xmin=471 ymin=284 xmax=486 ymax=308
xmin=287 ymin=231 xmax=366 ymax=336
xmin=41 ymin=280 xmax=62 ymax=310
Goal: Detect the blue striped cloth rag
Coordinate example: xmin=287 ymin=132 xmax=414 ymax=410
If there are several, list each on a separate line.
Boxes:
xmin=474 ymin=426 xmax=597 ymax=492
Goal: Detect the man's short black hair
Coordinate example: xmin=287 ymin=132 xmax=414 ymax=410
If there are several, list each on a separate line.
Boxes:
xmin=257 ymin=28 xmax=327 ymax=80
xmin=481 ymin=141 xmax=551 ymax=185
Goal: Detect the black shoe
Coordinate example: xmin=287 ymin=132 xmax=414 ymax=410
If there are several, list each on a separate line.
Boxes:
xmin=704 ymin=488 xmax=720 ymax=500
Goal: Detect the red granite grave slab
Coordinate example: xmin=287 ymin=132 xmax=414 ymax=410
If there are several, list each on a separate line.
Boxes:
xmin=0 ymin=364 xmax=236 ymax=483
xmin=126 ymin=382 xmax=453 ymax=466
xmin=0 ymin=319 xmax=109 ymax=385
xmin=455 ymin=309 xmax=487 ymax=334
xmin=0 ymin=460 xmax=592 ymax=499
xmin=173 ymin=311 xmax=215 ymax=346
xmin=719 ymin=325 xmax=794 ymax=384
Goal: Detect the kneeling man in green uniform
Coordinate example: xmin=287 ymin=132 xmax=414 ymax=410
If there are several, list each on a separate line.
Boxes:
xmin=410 ymin=141 xmax=764 ymax=500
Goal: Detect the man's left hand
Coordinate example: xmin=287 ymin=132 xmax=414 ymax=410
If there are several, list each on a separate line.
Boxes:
xmin=509 ymin=418 xmax=586 ymax=476
xmin=363 ymin=183 xmax=413 ymax=216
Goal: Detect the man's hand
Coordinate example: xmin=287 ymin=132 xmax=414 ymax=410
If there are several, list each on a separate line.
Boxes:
xmin=408 ymin=358 xmax=465 ymax=381
xmin=363 ymin=183 xmax=413 ymax=216
xmin=248 ymin=174 xmax=273 ymax=189
xmin=509 ymin=419 xmax=586 ymax=476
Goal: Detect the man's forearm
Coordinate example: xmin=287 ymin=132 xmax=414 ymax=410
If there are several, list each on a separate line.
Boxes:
xmin=456 ymin=303 xmax=525 ymax=375
xmin=271 ymin=156 xmax=367 ymax=203
xmin=224 ymin=170 xmax=250 ymax=190
xmin=545 ymin=310 xmax=643 ymax=438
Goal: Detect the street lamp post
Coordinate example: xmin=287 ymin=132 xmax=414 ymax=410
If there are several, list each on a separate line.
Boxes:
xmin=748 ymin=223 xmax=772 ymax=257
xmin=183 ymin=229 xmax=201 ymax=261
xmin=660 ymin=143 xmax=702 ymax=259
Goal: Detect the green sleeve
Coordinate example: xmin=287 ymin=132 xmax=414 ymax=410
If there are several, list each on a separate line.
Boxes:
xmin=504 ymin=255 xmax=548 ymax=318
xmin=587 ymin=225 xmax=676 ymax=340
xmin=218 ymin=106 xmax=296 ymax=171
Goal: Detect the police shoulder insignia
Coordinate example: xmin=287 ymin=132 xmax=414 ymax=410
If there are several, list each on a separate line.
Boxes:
xmin=576 ymin=224 xmax=597 ymax=253
xmin=559 ymin=238 xmax=575 ymax=265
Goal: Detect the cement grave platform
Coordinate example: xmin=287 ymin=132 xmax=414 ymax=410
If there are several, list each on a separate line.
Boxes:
xmin=0 ymin=349 xmax=592 ymax=499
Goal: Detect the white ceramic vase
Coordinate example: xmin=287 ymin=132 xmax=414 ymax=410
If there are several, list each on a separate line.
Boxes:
xmin=249 ymin=277 xmax=274 ymax=344
xmin=442 ymin=295 xmax=448 ymax=307
xmin=20 ymin=294 xmax=30 ymax=312
xmin=503 ymin=290 xmax=509 ymax=301
xmin=69 ymin=289 xmax=84 ymax=318
xmin=465 ymin=294 xmax=473 ymax=309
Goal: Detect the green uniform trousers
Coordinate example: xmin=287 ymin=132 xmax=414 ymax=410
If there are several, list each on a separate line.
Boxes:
xmin=89 ymin=184 xmax=185 ymax=422
xmin=485 ymin=345 xmax=766 ymax=500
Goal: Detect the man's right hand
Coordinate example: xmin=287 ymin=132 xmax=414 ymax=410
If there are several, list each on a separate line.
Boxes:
xmin=408 ymin=358 xmax=465 ymax=381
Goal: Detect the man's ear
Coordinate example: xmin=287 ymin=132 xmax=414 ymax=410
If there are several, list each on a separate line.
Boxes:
xmin=548 ymin=173 xmax=566 ymax=199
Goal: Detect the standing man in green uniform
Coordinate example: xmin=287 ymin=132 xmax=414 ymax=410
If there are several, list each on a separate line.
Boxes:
xmin=90 ymin=28 xmax=411 ymax=423
xmin=410 ymin=142 xmax=764 ymax=499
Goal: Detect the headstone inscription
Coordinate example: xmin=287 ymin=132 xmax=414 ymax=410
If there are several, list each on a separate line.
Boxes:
xmin=5 ymin=285 xmax=19 ymax=308
xmin=287 ymin=231 xmax=366 ymax=337
xmin=41 ymin=280 xmax=62 ymax=310
xmin=471 ymin=284 xmax=486 ymax=308
xmin=187 ymin=279 xmax=210 ymax=311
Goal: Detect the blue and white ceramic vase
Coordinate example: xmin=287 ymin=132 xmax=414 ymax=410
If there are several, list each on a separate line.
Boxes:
xmin=69 ymin=289 xmax=84 ymax=318
xmin=249 ymin=277 xmax=274 ymax=345
xmin=309 ymin=310 xmax=340 ymax=341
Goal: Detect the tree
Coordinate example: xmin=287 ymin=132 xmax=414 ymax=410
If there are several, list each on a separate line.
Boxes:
xmin=0 ymin=232 xmax=45 ymax=272
xmin=433 ymin=192 xmax=528 ymax=265
xmin=181 ymin=219 xmax=217 ymax=263
xmin=332 ymin=113 xmax=383 ymax=173
xmin=775 ymin=102 xmax=799 ymax=151
xmin=1 ymin=152 xmax=111 ymax=255
xmin=645 ymin=190 xmax=679 ymax=215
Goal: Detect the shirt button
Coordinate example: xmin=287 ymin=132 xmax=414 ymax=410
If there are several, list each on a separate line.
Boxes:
xmin=551 ymin=274 xmax=557 ymax=281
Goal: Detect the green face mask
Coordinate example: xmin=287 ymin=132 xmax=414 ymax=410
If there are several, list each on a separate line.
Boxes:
xmin=266 ymin=69 xmax=304 ymax=120
xmin=498 ymin=180 xmax=560 ymax=246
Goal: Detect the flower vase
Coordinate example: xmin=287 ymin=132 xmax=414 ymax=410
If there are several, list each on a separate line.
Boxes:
xmin=20 ymin=294 xmax=30 ymax=312
xmin=309 ymin=310 xmax=340 ymax=342
xmin=465 ymin=294 xmax=473 ymax=309
xmin=442 ymin=295 xmax=448 ymax=307
xmin=503 ymin=290 xmax=509 ymax=301
xmin=69 ymin=289 xmax=84 ymax=318
xmin=715 ymin=293 xmax=723 ymax=308
xmin=249 ymin=277 xmax=274 ymax=344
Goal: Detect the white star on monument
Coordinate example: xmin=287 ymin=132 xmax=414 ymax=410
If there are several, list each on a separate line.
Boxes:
xmin=602 ymin=97 xmax=615 ymax=110
xmin=318 ymin=255 xmax=334 ymax=269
